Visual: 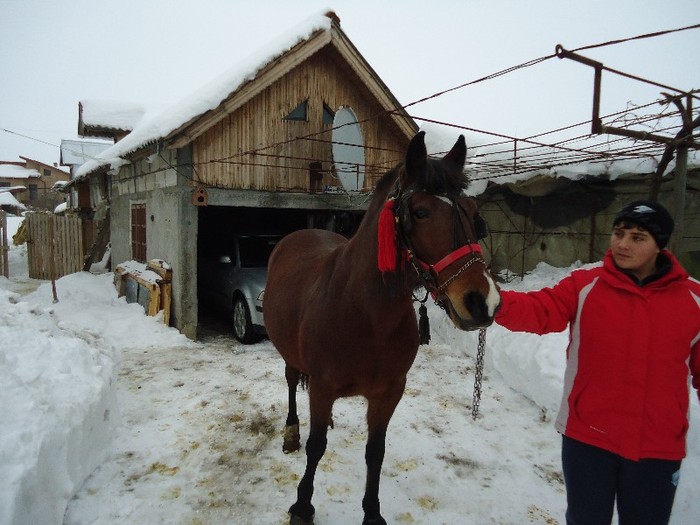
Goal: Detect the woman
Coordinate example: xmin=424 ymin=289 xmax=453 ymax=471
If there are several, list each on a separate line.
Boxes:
xmin=495 ymin=200 xmax=700 ymax=525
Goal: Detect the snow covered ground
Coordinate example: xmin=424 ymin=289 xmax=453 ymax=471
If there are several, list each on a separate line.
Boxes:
xmin=1 ymin=215 xmax=698 ymax=525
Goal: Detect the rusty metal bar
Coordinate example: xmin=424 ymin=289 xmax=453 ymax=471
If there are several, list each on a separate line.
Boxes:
xmin=555 ymin=45 xmax=603 ymax=68
xmin=600 ymin=125 xmax=700 ymax=149
xmin=600 ymin=125 xmax=674 ymax=144
xmin=556 ymin=45 xmax=604 ymax=134
xmin=556 ymin=44 xmax=700 ymax=148
xmin=556 ymin=45 xmax=689 ymax=95
xmin=592 ymin=66 xmax=603 ymax=134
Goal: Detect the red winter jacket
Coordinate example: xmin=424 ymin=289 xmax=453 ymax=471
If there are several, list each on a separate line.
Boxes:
xmin=496 ymin=250 xmax=700 ymax=461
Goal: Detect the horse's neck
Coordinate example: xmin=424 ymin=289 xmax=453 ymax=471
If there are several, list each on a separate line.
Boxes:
xmin=341 ymin=200 xmax=418 ymax=303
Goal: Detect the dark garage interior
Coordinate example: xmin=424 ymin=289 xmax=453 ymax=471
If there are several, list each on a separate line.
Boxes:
xmin=196 ymin=205 xmax=364 ymax=339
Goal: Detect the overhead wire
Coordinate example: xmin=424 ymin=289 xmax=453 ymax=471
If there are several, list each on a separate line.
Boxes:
xmin=3 ymin=23 xmax=698 ymax=190
xmin=571 ymin=22 xmax=700 ymax=53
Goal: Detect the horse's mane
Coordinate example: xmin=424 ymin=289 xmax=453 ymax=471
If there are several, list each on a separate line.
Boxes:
xmin=374 ymin=165 xmax=400 ymax=195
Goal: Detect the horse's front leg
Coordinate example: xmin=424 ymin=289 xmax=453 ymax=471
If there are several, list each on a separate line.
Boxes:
xmin=288 ymin=385 xmax=334 ymax=525
xmin=362 ymin=381 xmax=406 ymax=525
xmin=284 ymin=365 xmax=302 ymax=453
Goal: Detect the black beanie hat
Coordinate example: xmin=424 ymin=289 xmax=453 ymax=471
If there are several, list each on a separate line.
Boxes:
xmin=613 ymin=200 xmax=674 ymax=249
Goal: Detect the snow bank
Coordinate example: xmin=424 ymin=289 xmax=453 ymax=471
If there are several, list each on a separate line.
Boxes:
xmin=0 ymin=279 xmax=118 ymax=525
xmin=0 ymin=269 xmax=195 ymax=525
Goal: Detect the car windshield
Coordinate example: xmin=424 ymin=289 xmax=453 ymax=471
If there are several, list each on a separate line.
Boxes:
xmin=239 ymin=237 xmax=280 ymax=268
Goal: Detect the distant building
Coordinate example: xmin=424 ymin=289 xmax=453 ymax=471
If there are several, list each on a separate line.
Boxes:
xmin=0 ymin=187 xmax=27 ymax=215
xmin=60 ymin=139 xmax=113 ymax=211
xmin=60 ymin=139 xmax=113 ymax=178
xmin=0 ymin=157 xmax=70 ymax=211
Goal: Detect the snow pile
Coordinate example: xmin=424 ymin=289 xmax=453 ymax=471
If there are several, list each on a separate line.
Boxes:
xmin=114 ymin=260 xmax=166 ymax=286
xmin=0 ymin=276 xmax=119 ymax=525
xmin=0 ymin=271 xmax=196 ymax=525
xmin=0 ymin=217 xmax=196 ymax=525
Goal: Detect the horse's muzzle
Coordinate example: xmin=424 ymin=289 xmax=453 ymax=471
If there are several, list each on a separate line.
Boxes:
xmin=441 ymin=281 xmax=501 ymax=331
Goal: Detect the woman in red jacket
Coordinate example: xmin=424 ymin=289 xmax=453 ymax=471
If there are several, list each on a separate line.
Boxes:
xmin=496 ymin=200 xmax=700 ymax=525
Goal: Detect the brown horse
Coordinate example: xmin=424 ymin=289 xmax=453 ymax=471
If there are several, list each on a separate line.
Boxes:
xmin=264 ymin=132 xmax=500 ymax=525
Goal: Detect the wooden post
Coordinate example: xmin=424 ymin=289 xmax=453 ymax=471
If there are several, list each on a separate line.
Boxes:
xmin=670 ymin=94 xmax=691 ymax=255
xmin=0 ymin=211 xmax=8 ymax=278
xmin=670 ymin=144 xmax=687 ymax=254
xmin=49 ymin=215 xmax=58 ymax=303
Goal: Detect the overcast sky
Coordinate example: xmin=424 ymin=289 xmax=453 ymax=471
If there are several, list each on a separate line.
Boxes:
xmin=1 ymin=0 xmax=698 ymax=166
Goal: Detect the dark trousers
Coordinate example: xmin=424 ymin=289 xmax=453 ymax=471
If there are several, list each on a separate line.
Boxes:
xmin=561 ymin=435 xmax=681 ymax=525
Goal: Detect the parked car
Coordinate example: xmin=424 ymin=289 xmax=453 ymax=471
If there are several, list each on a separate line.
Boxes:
xmin=198 ymin=235 xmax=281 ymax=343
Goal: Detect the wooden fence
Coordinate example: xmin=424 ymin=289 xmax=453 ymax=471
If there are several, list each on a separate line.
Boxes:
xmin=0 ymin=211 xmax=8 ymax=278
xmin=26 ymin=212 xmax=84 ymax=280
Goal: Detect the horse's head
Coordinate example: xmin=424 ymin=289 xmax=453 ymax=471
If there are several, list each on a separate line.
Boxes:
xmin=379 ymin=131 xmax=500 ymax=330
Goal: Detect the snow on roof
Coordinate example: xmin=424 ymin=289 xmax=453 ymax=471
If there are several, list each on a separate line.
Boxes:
xmin=80 ymin=100 xmax=148 ymax=132
xmin=0 ymin=164 xmax=40 ymax=179
xmin=75 ymin=11 xmax=333 ymax=180
xmin=0 ymin=191 xmax=26 ymax=209
xmin=420 ymin=122 xmax=699 ymax=196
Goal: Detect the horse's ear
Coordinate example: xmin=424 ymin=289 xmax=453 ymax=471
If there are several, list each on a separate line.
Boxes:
xmin=402 ymin=131 xmax=427 ymax=186
xmin=443 ymin=134 xmax=467 ymax=169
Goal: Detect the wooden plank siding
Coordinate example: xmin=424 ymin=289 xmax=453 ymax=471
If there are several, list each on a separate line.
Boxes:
xmin=25 ymin=212 xmax=84 ymax=280
xmin=193 ymin=48 xmax=409 ymax=193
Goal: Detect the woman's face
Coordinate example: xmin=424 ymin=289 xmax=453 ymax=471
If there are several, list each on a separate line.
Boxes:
xmin=610 ymin=224 xmax=660 ymax=281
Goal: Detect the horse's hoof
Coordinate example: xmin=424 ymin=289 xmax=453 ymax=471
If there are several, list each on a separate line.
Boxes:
xmin=289 ymin=514 xmax=313 ymax=525
xmin=283 ymin=440 xmax=301 ymax=453
xmin=362 ymin=517 xmax=387 ymax=525
xmin=289 ymin=502 xmax=314 ymax=524
xmin=283 ymin=424 xmax=301 ymax=453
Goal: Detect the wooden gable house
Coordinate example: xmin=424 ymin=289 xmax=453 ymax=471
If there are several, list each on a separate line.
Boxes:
xmin=78 ymin=12 xmax=418 ymax=338
xmin=172 ymin=12 xmax=416 ymax=195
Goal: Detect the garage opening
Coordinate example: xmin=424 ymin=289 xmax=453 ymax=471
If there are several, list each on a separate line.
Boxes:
xmin=197 ymin=206 xmax=363 ymax=342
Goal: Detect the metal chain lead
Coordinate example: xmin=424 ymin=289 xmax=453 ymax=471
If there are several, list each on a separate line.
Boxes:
xmin=472 ymin=328 xmax=487 ymax=420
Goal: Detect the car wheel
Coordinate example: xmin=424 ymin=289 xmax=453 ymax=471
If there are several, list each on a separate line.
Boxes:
xmin=232 ymin=294 xmax=257 ymax=344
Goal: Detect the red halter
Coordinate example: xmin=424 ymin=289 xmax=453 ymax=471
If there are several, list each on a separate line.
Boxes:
xmin=413 ymin=242 xmax=483 ymax=276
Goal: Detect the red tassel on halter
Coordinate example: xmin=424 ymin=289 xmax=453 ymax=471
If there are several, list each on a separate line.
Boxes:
xmin=378 ymin=198 xmax=398 ymax=272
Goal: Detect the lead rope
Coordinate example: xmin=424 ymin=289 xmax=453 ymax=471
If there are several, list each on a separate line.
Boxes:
xmin=472 ymin=328 xmax=487 ymax=420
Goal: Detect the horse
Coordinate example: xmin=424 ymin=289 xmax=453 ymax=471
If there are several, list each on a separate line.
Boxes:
xmin=263 ymin=131 xmax=501 ymax=525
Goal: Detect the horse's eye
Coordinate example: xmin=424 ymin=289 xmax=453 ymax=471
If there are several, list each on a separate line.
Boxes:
xmin=412 ymin=208 xmax=430 ymax=220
